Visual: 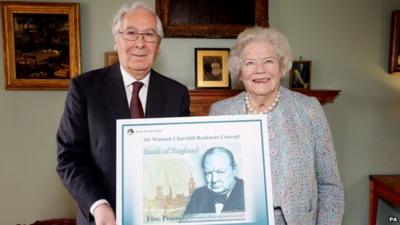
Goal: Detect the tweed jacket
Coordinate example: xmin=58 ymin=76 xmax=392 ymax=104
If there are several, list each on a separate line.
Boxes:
xmin=209 ymin=87 xmax=344 ymax=225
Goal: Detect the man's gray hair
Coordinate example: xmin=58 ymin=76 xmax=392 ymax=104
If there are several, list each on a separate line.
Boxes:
xmin=111 ymin=1 xmax=164 ymax=38
xmin=228 ymin=26 xmax=292 ymax=80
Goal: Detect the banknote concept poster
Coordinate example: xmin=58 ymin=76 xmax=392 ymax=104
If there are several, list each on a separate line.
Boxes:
xmin=116 ymin=115 xmax=274 ymax=225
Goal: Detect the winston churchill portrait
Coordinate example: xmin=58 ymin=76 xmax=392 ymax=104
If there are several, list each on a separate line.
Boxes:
xmin=184 ymin=147 xmax=244 ymax=215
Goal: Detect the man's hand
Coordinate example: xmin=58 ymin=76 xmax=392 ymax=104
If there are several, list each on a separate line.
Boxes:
xmin=93 ymin=203 xmax=117 ymax=225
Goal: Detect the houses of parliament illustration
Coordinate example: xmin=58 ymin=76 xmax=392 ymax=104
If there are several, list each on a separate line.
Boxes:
xmin=143 ymin=175 xmax=197 ymax=216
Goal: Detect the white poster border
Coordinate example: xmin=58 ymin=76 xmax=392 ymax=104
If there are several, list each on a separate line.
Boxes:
xmin=117 ymin=115 xmax=274 ymax=225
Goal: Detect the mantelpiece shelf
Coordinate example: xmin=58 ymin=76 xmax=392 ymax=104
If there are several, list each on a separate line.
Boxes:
xmin=189 ymin=89 xmax=340 ymax=116
xmin=292 ymin=89 xmax=341 ymax=105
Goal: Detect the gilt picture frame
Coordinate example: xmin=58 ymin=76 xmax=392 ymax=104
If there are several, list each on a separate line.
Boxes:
xmin=156 ymin=0 xmax=268 ymax=38
xmin=389 ymin=10 xmax=400 ymax=74
xmin=195 ymin=48 xmax=230 ymax=89
xmin=1 ymin=2 xmax=81 ymax=90
xmin=105 ymin=51 xmax=119 ymax=66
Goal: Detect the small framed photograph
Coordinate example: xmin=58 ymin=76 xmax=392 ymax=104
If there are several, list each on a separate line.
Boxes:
xmin=289 ymin=60 xmax=312 ymax=90
xmin=389 ymin=10 xmax=400 ymax=74
xmin=105 ymin=51 xmax=119 ymax=66
xmin=1 ymin=2 xmax=81 ymax=90
xmin=195 ymin=48 xmax=230 ymax=89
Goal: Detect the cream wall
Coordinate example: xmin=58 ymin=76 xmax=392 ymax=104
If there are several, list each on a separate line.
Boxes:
xmin=0 ymin=0 xmax=399 ymax=224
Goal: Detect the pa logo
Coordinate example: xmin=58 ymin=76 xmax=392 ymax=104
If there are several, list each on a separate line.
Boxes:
xmin=389 ymin=216 xmax=398 ymax=222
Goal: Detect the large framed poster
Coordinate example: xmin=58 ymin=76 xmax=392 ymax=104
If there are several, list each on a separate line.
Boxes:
xmin=117 ymin=115 xmax=274 ymax=225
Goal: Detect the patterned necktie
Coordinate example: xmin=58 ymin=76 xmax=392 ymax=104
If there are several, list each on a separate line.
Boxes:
xmin=130 ymin=81 xmax=144 ymax=118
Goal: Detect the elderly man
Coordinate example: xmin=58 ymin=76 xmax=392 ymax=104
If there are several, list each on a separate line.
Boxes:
xmin=56 ymin=2 xmax=190 ymax=225
xmin=184 ymin=147 xmax=245 ymax=215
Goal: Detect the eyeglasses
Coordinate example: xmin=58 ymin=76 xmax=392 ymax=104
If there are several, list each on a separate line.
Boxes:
xmin=118 ymin=30 xmax=160 ymax=42
xmin=242 ymin=57 xmax=280 ymax=68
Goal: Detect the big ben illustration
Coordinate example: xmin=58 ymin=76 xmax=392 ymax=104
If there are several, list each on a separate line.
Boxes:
xmin=188 ymin=174 xmax=196 ymax=195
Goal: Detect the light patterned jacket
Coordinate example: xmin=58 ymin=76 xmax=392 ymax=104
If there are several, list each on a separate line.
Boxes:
xmin=209 ymin=86 xmax=344 ymax=225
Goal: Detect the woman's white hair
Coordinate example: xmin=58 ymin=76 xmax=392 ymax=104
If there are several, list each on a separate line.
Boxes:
xmin=228 ymin=26 xmax=292 ymax=80
xmin=111 ymin=1 xmax=164 ymax=38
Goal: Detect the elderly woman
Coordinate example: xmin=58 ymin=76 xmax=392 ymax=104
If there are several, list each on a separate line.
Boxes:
xmin=209 ymin=27 xmax=344 ymax=225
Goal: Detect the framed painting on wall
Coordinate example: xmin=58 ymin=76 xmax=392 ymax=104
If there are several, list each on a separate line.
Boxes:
xmin=195 ymin=48 xmax=230 ymax=89
xmin=156 ymin=0 xmax=268 ymax=38
xmin=105 ymin=51 xmax=119 ymax=66
xmin=389 ymin=10 xmax=400 ymax=74
xmin=289 ymin=60 xmax=311 ymax=90
xmin=1 ymin=2 xmax=81 ymax=90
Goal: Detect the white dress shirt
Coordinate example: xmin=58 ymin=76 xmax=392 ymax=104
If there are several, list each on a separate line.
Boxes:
xmin=120 ymin=65 xmax=150 ymax=113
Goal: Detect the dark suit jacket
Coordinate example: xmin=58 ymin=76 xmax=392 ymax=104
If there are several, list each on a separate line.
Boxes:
xmin=56 ymin=64 xmax=190 ymax=225
xmin=184 ymin=177 xmax=244 ymax=215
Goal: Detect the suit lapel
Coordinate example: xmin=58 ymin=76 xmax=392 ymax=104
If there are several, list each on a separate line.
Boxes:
xmin=101 ymin=64 xmax=131 ymax=120
xmin=145 ymin=70 xmax=164 ymax=117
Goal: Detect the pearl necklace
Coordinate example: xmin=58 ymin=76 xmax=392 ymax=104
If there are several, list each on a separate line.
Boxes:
xmin=245 ymin=91 xmax=280 ymax=114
